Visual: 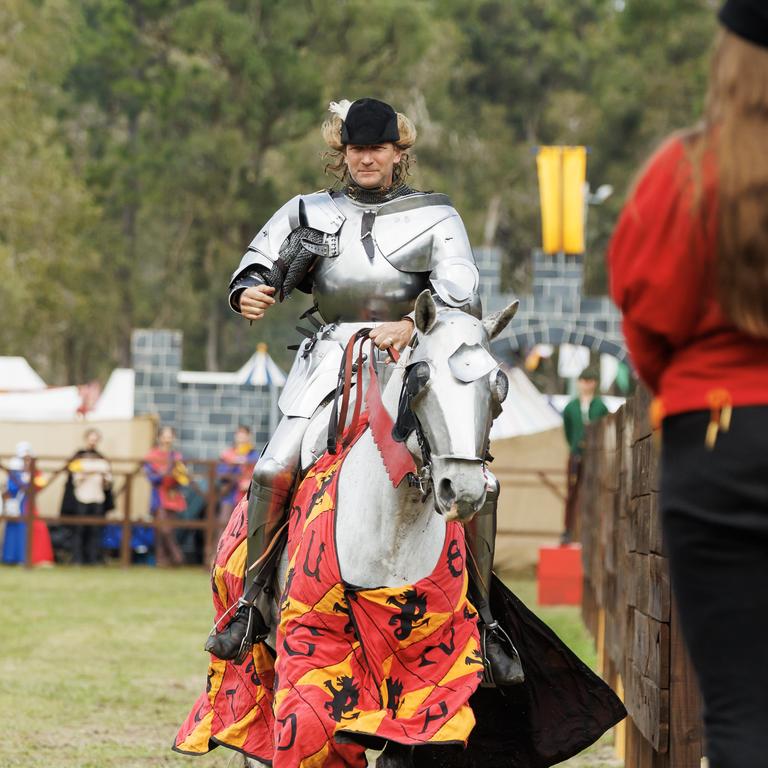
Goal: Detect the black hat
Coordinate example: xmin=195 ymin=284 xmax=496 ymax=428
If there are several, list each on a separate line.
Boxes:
xmin=719 ymin=0 xmax=768 ymax=49
xmin=340 ymin=98 xmax=400 ymax=145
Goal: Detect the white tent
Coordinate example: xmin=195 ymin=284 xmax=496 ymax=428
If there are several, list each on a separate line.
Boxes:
xmin=0 ymin=386 xmax=81 ymax=421
xmin=0 ymin=361 xmax=136 ymax=422
xmin=0 ymin=344 xmax=287 ymax=423
xmin=87 ymin=369 xmax=135 ymax=420
xmin=0 ymin=357 xmax=46 ymax=391
xmin=549 ymin=393 xmax=625 ymax=415
xmin=490 ymin=366 xmax=563 ymax=440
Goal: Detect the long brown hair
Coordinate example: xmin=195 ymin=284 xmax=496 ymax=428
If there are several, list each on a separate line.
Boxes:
xmin=706 ymin=29 xmax=768 ymax=337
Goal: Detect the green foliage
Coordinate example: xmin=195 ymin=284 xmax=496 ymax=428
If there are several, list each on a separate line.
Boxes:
xmin=0 ymin=567 xmax=235 ymax=767
xmin=1 ymin=0 xmax=718 ymax=381
xmin=0 ymin=0 xmax=116 ymax=382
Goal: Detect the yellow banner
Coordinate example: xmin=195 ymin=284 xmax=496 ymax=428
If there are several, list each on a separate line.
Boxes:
xmin=536 ymin=146 xmax=587 ymax=254
xmin=536 ymin=146 xmax=563 ymax=254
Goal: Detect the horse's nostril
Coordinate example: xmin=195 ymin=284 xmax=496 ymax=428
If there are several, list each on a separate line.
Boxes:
xmin=438 ymin=477 xmax=456 ymax=508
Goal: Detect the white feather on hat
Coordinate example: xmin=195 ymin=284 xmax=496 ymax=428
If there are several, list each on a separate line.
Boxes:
xmin=328 ymin=99 xmax=352 ymax=120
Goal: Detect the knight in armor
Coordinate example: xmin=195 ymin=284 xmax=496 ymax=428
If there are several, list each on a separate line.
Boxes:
xmin=206 ymin=97 xmax=519 ymax=685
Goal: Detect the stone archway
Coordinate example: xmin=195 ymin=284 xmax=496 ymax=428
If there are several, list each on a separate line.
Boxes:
xmin=507 ymin=323 xmax=629 ymax=364
xmin=475 ymin=248 xmax=628 ymax=365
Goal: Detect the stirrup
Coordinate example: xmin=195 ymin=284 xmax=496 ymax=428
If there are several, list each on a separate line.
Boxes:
xmin=480 ymin=620 xmax=525 ymax=687
xmin=204 ymin=598 xmax=270 ymax=665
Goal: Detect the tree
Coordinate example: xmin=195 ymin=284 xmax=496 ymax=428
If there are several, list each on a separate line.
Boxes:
xmin=0 ymin=0 xmax=114 ymax=383
xmin=3 ymin=0 xmax=720 ymax=380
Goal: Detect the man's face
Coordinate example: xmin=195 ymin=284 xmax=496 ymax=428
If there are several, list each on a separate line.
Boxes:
xmin=234 ymin=428 xmax=251 ymax=447
xmin=578 ymin=377 xmax=597 ymax=399
xmin=159 ymin=428 xmax=175 ymax=449
xmin=344 ymin=143 xmax=402 ymax=189
xmin=86 ymin=431 xmax=100 ymax=450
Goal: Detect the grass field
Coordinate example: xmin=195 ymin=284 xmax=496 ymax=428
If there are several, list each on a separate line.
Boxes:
xmin=0 ymin=567 xmax=619 ymax=768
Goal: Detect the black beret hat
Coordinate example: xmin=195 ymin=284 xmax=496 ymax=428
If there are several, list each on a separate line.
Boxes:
xmin=719 ymin=0 xmax=768 ymax=49
xmin=341 ymin=98 xmax=400 ymax=146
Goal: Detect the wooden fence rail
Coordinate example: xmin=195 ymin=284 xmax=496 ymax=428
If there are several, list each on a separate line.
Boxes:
xmin=1 ymin=456 xmax=568 ymax=571
xmin=0 ymin=456 xmax=222 ymax=568
xmin=579 ymin=386 xmax=704 ymax=767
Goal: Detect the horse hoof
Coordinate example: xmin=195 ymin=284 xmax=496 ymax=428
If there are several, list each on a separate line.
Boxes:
xmin=374 ymin=741 xmax=414 ymax=768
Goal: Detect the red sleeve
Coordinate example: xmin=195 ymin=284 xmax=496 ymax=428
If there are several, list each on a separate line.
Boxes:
xmin=607 ymin=137 xmax=714 ymax=393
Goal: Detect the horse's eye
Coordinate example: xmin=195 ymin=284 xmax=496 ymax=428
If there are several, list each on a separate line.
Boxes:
xmin=407 ymin=362 xmax=431 ymax=396
xmin=492 ymin=369 xmax=508 ymax=403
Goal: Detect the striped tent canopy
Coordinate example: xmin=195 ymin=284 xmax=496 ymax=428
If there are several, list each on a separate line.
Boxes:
xmin=238 ymin=343 xmax=286 ymax=387
xmin=176 ymin=344 xmax=287 ymax=388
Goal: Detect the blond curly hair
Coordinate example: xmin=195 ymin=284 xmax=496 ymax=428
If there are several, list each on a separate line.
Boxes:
xmin=321 ymin=110 xmax=417 ymax=185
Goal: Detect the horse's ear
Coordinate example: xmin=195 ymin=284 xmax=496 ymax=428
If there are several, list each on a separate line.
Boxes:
xmin=482 ymin=300 xmax=519 ymax=340
xmin=414 ymin=290 xmax=438 ymax=334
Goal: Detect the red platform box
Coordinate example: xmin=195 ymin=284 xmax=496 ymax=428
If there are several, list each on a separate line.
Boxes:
xmin=537 ymin=544 xmax=583 ymax=606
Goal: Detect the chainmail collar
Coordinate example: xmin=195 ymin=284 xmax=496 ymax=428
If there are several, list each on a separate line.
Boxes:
xmin=343 ymin=180 xmax=416 ymax=205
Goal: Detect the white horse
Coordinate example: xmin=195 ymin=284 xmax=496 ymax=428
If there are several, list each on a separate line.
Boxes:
xmin=248 ymin=290 xmax=519 ymax=768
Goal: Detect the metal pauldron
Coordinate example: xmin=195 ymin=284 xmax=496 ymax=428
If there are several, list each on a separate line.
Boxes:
xmin=228 ymin=191 xmax=345 ymax=294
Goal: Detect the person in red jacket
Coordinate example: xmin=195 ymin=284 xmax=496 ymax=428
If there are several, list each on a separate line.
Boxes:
xmin=144 ymin=426 xmax=188 ymax=567
xmin=608 ymin=3 xmax=768 ymax=765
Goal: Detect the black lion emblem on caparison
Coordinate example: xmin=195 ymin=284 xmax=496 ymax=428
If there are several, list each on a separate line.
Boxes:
xmin=386 ymin=588 xmax=429 ymax=640
xmin=323 ymin=675 xmax=361 ymax=722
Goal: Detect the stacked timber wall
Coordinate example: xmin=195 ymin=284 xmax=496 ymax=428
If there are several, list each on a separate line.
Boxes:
xmin=579 ymin=386 xmax=704 ymax=767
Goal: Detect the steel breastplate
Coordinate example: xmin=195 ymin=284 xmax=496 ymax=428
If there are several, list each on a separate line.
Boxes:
xmin=311 ymin=194 xmax=431 ymax=323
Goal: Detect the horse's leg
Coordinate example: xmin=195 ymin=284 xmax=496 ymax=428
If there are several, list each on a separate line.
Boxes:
xmin=244 ymin=758 xmax=270 ymax=768
xmin=374 ymin=741 xmax=414 ymax=768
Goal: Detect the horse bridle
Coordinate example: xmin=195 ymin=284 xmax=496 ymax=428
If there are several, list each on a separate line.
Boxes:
xmin=391 ymin=361 xmax=435 ymax=493
xmin=326 ymin=329 xmax=488 ymax=501
xmin=327 ymin=328 xmax=378 ymax=455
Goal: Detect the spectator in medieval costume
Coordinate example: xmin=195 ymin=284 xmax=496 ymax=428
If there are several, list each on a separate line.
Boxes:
xmin=216 ymin=425 xmax=258 ymax=537
xmin=609 ymin=2 xmax=768 ymax=764
xmin=561 ymin=366 xmax=609 ymax=543
xmin=144 ymin=426 xmax=188 ymax=567
xmin=1 ymin=442 xmax=53 ymax=566
xmin=60 ymin=428 xmax=114 ymax=564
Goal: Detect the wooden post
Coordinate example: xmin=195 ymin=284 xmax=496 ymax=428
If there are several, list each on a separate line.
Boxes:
xmin=580 ymin=387 xmax=703 ymax=768
xmin=596 ymin=608 xmax=607 ymax=677
xmin=614 ymin=674 xmax=627 ymax=762
xmin=23 ymin=457 xmax=36 ymax=569
xmin=669 ymin=599 xmax=703 ymax=767
xmin=120 ymin=471 xmax=133 ymax=568
xmin=204 ymin=461 xmax=217 ymax=566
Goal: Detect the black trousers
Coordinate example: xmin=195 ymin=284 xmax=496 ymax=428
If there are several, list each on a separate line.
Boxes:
xmin=72 ymin=502 xmax=105 ymax=564
xmin=661 ymin=406 xmax=768 ymax=768
xmin=563 ymin=452 xmax=582 ymax=540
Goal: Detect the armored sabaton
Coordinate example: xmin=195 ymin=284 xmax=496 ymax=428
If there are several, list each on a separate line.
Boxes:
xmin=224 ymin=187 xmax=515 ymax=683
